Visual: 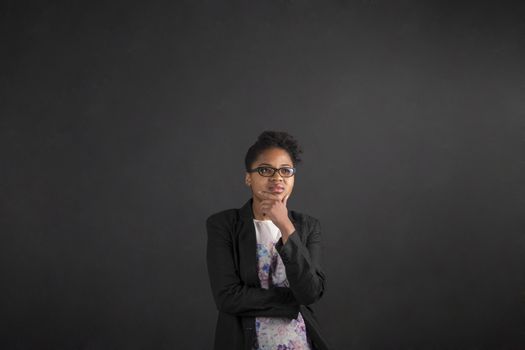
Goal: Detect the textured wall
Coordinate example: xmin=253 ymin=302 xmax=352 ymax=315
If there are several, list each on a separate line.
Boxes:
xmin=2 ymin=1 xmax=524 ymax=349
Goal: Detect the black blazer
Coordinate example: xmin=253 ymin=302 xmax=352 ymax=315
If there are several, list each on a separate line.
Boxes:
xmin=206 ymin=197 xmax=332 ymax=350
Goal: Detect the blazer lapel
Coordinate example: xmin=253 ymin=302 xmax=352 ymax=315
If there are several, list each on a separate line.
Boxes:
xmin=237 ymin=197 xmax=297 ymax=287
xmin=237 ymin=198 xmax=259 ymax=286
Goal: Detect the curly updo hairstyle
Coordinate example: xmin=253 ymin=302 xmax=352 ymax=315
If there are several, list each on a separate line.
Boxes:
xmin=244 ymin=130 xmax=304 ymax=172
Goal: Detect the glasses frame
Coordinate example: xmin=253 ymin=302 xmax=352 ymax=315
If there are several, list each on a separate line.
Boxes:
xmin=247 ymin=166 xmax=297 ymax=178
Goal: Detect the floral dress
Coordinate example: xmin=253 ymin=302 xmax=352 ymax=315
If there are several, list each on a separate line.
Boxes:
xmin=252 ymin=219 xmax=312 ymax=350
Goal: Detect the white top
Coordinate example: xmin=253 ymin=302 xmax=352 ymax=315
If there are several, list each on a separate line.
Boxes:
xmin=253 ymin=218 xmax=282 ymax=244
xmin=251 ymin=219 xmax=312 ymax=350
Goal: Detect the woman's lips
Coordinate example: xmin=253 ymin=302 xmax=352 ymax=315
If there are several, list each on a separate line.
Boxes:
xmin=268 ymin=187 xmax=284 ymax=193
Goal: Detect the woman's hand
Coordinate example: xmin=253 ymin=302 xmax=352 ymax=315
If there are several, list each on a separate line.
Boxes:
xmin=258 ymin=190 xmax=296 ymax=242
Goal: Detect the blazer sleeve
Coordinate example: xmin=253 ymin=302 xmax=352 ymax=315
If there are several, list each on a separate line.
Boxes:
xmin=206 ymin=215 xmax=300 ymax=319
xmin=274 ymin=217 xmax=326 ymax=306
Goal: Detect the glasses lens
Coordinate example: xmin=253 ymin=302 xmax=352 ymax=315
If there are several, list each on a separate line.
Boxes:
xmin=258 ymin=167 xmax=274 ymax=177
xmin=279 ymin=168 xmax=295 ymax=177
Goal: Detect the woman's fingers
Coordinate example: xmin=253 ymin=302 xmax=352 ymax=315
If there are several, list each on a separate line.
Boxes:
xmin=258 ymin=191 xmax=289 ymax=219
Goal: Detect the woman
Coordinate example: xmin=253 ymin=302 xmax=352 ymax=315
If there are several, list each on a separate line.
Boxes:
xmin=206 ymin=131 xmax=332 ymax=350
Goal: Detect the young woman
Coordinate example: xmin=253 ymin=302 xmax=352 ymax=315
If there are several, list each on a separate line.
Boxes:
xmin=206 ymin=131 xmax=332 ymax=350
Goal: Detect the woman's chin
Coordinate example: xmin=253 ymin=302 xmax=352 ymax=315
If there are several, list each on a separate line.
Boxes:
xmin=252 ymin=190 xmax=290 ymax=201
xmin=275 ymin=192 xmax=289 ymax=201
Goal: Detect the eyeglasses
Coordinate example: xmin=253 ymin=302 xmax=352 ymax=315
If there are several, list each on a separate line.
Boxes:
xmin=247 ymin=166 xmax=296 ymax=178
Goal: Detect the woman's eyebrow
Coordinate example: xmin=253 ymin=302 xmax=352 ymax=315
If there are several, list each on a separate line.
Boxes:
xmin=258 ymin=163 xmax=292 ymax=167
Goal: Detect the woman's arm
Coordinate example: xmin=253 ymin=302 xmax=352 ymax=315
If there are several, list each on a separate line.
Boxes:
xmin=275 ymin=217 xmax=326 ymax=306
xmin=206 ymin=215 xmax=300 ymax=319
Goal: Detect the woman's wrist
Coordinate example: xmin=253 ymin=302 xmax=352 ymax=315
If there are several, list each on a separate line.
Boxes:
xmin=277 ymin=220 xmax=296 ymax=243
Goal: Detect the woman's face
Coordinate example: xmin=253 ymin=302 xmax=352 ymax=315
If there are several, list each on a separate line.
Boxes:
xmin=245 ymin=147 xmax=295 ymax=202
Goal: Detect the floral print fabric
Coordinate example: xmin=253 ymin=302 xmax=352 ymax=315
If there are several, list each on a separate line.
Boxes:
xmin=252 ymin=219 xmax=312 ymax=350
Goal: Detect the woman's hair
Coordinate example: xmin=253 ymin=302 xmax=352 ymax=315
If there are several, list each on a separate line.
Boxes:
xmin=244 ymin=130 xmax=303 ymax=171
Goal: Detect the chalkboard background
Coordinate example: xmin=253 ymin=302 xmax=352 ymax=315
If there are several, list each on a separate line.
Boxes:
xmin=2 ymin=1 xmax=524 ymax=349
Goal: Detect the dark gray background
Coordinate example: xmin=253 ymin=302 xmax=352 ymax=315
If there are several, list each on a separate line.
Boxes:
xmin=2 ymin=1 xmax=524 ymax=349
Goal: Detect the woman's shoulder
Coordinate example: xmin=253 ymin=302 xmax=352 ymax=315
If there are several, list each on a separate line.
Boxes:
xmin=289 ymin=210 xmax=321 ymax=228
xmin=205 ymin=204 xmax=320 ymax=229
xmin=206 ymin=208 xmax=238 ymax=226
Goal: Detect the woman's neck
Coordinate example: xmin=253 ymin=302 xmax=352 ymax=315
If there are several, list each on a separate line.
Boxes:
xmin=252 ymin=197 xmax=269 ymax=220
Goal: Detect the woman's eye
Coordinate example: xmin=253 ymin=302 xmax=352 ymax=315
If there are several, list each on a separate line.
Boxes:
xmin=260 ymin=167 xmax=272 ymax=174
xmin=281 ymin=168 xmax=293 ymax=175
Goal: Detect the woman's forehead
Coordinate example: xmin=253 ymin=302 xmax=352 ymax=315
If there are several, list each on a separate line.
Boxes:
xmin=255 ymin=148 xmax=292 ymax=165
